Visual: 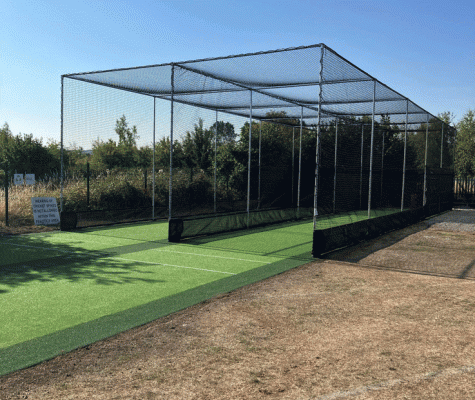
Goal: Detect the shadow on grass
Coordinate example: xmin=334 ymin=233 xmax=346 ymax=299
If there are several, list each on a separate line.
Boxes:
xmin=182 ymin=217 xmax=314 ymax=260
xmin=0 ymin=231 xmax=170 ymax=291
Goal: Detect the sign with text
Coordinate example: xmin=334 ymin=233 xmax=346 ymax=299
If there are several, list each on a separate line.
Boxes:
xmin=25 ymin=174 xmax=35 ymax=185
xmin=14 ymin=174 xmax=24 ymax=185
xmin=31 ymin=197 xmax=60 ymax=225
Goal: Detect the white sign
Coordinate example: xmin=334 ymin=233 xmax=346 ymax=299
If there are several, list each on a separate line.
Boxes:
xmin=31 ymin=197 xmax=60 ymax=225
xmin=14 ymin=174 xmax=24 ymax=185
xmin=25 ymin=174 xmax=35 ymax=185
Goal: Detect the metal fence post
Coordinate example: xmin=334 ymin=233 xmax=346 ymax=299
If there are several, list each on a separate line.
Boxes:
xmin=368 ymin=79 xmax=376 ymax=218
xmin=258 ymin=121 xmax=262 ymax=210
xmin=86 ymin=162 xmax=90 ymax=208
xmin=298 ymin=108 xmax=303 ymax=217
xmin=440 ymin=123 xmax=444 ymax=169
xmin=401 ymin=100 xmax=408 ymax=211
xmin=214 ymin=110 xmax=218 ymax=214
xmin=359 ymin=123 xmax=364 ymax=209
xmin=152 ymin=97 xmax=156 ymax=219
xmin=60 ymin=76 xmax=64 ymax=212
xmin=313 ymin=46 xmax=324 ymax=230
xmin=381 ymin=127 xmax=384 ymax=206
xmin=333 ymin=119 xmax=338 ymax=214
xmin=423 ymin=114 xmax=429 ymax=207
xmin=169 ymin=65 xmax=174 ymax=220
xmin=247 ymin=90 xmax=253 ymax=227
xmin=292 ymin=127 xmax=295 ymax=207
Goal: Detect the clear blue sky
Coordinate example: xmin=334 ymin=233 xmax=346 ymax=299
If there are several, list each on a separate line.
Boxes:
xmin=1 ymin=0 xmax=474 ymax=144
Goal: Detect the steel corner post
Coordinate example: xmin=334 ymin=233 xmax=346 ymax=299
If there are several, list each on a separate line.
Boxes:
xmin=367 ymin=79 xmax=376 ymax=219
xmin=313 ymin=45 xmax=324 ymax=231
xmin=169 ymin=65 xmax=175 ymax=221
xmin=401 ymin=100 xmax=409 ymax=211
xmin=247 ymin=90 xmax=253 ymax=228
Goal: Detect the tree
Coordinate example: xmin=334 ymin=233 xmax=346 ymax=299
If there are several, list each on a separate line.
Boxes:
xmin=455 ymin=109 xmax=475 ymax=177
xmin=0 ymin=123 xmax=60 ymax=178
xmin=115 ymin=115 xmax=139 ymax=147
xmin=216 ymin=142 xmax=237 ymax=192
xmin=182 ymin=119 xmax=214 ymax=178
xmin=154 ymin=137 xmax=183 ymax=169
xmin=90 ymin=115 xmax=142 ymax=170
xmin=0 ymin=123 xmax=13 ymax=170
xmin=210 ymin=121 xmax=236 ymax=145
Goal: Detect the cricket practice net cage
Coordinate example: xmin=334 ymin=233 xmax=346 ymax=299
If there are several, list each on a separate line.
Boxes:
xmin=61 ymin=44 xmax=455 ymax=253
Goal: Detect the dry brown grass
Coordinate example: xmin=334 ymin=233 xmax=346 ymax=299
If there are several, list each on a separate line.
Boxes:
xmin=0 ymin=183 xmax=60 ymax=229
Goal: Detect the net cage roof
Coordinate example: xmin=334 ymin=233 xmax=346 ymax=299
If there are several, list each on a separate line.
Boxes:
xmin=63 ymin=43 xmax=452 ymax=132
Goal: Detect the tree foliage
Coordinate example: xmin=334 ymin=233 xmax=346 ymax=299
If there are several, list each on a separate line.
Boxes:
xmin=89 ymin=115 xmax=148 ymax=170
xmin=0 ymin=122 xmax=61 ymax=178
xmin=455 ymin=110 xmax=475 ymax=177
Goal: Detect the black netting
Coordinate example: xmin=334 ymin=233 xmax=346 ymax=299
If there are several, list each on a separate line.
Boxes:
xmin=60 ymin=43 xmax=454 ymax=238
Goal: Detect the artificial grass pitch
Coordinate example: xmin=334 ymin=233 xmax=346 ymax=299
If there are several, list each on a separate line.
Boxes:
xmin=0 ymin=220 xmax=313 ymax=376
xmin=313 ymin=208 xmax=403 ymax=230
xmin=0 ymin=210 xmax=399 ymax=376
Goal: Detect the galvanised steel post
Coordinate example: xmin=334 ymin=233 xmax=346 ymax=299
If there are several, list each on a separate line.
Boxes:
xmin=247 ymin=90 xmax=253 ymax=228
xmin=297 ymin=111 xmax=303 ymax=217
xmin=423 ymin=113 xmax=429 ymax=207
xmin=359 ymin=123 xmax=364 ymax=209
xmin=381 ymin=127 xmax=384 ymax=206
xmin=152 ymin=97 xmax=156 ymax=219
xmin=367 ymin=79 xmax=376 ymax=219
xmin=60 ymin=76 xmax=64 ymax=212
xmin=440 ymin=122 xmax=444 ymax=168
xmin=313 ymin=46 xmax=324 ymax=231
xmin=258 ymin=121 xmax=262 ymax=209
xmin=333 ymin=119 xmax=338 ymax=214
xmin=401 ymin=100 xmax=409 ymax=211
xmin=292 ymin=127 xmax=295 ymax=207
xmin=169 ymin=65 xmax=174 ymax=220
xmin=214 ymin=110 xmax=218 ymax=214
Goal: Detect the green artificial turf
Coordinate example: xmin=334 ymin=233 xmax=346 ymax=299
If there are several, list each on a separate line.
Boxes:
xmin=0 ymin=209 xmax=401 ymax=376
xmin=0 ymin=219 xmax=314 ymax=376
xmin=313 ymin=208 xmax=402 ymax=229
xmin=0 ymin=254 xmax=306 ymax=376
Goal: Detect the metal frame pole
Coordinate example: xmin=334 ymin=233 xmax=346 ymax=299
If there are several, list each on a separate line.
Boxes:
xmin=313 ymin=46 xmax=324 ymax=230
xmin=214 ymin=110 xmax=218 ymax=214
xmin=401 ymin=100 xmax=408 ymax=211
xmin=368 ymin=80 xmax=376 ymax=218
xmin=258 ymin=121 xmax=262 ymax=209
xmin=359 ymin=123 xmax=364 ymax=209
xmin=292 ymin=127 xmax=295 ymax=207
xmin=169 ymin=65 xmax=175 ymax=220
xmin=423 ymin=114 xmax=429 ymax=207
xmin=297 ymin=113 xmax=303 ymax=217
xmin=333 ymin=119 xmax=338 ymax=214
xmin=440 ymin=123 xmax=444 ymax=168
xmin=381 ymin=127 xmax=385 ymax=207
xmin=247 ymin=90 xmax=253 ymax=227
xmin=60 ymin=76 xmax=64 ymax=212
xmin=152 ymin=97 xmax=156 ymax=219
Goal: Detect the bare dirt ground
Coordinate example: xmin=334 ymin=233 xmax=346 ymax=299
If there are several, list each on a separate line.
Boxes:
xmin=2 ymin=210 xmax=475 ymax=399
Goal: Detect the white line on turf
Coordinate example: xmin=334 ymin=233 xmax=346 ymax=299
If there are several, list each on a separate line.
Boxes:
xmin=154 ymin=248 xmax=272 ymax=264
xmin=111 ymin=257 xmax=236 ymax=275
xmin=4 ymin=243 xmax=257 ymax=273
